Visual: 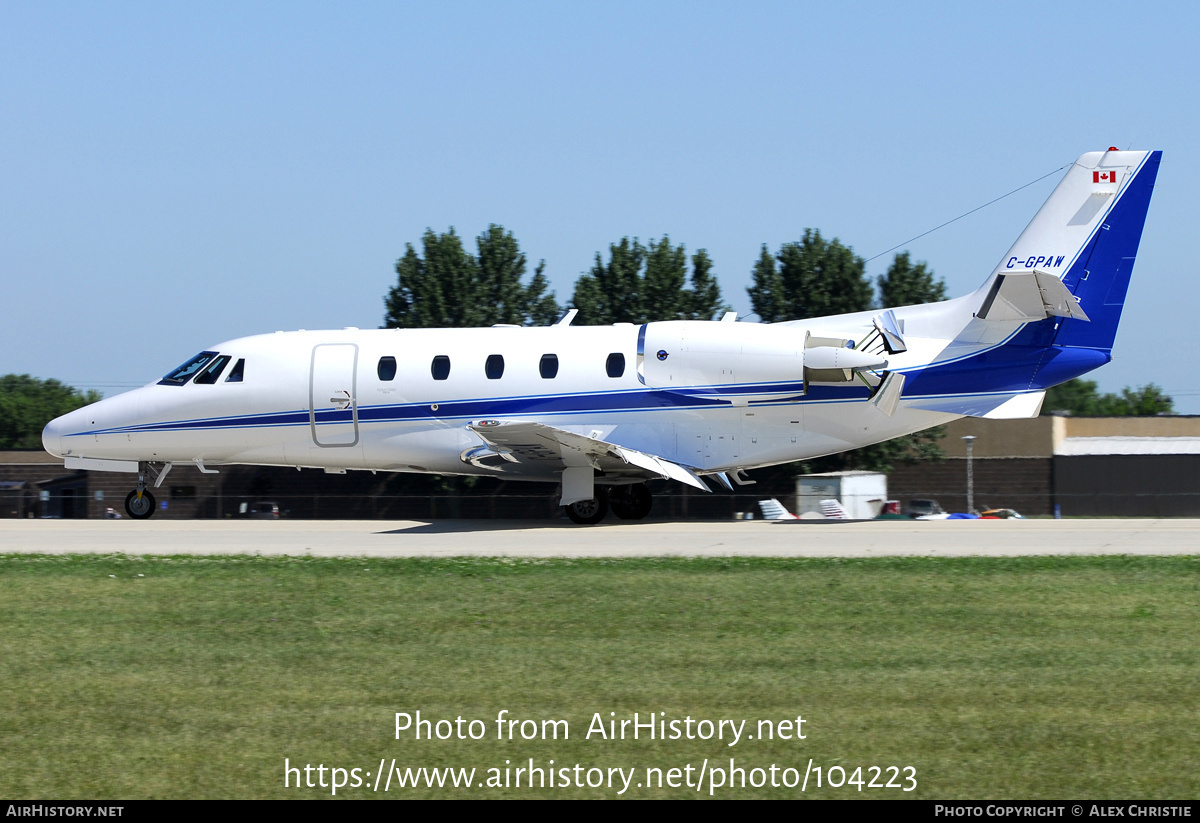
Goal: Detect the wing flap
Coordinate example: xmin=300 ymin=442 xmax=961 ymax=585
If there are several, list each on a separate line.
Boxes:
xmin=610 ymin=445 xmax=708 ymax=489
xmin=467 ymin=421 xmax=709 ymax=491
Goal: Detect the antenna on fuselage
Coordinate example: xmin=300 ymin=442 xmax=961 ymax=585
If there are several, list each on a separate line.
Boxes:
xmin=554 ymin=308 xmax=578 ymax=326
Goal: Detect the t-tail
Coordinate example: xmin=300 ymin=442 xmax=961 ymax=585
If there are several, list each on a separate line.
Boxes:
xmin=905 ymin=149 xmax=1160 ymax=411
xmin=976 ymin=148 xmax=1161 ymax=357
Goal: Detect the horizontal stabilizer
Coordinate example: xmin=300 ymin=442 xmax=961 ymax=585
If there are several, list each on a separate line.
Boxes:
xmin=978 ymin=271 xmax=1090 ymax=323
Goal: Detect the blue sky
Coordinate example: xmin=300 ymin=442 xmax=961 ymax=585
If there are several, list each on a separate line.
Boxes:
xmin=3 ymin=1 xmax=1197 ymax=409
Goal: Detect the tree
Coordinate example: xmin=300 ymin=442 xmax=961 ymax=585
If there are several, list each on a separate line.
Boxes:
xmin=1107 ymin=384 xmax=1174 ymax=416
xmin=1043 ymin=379 xmax=1174 ymax=416
xmin=570 ymin=237 xmax=646 ymax=326
xmin=0 ymin=375 xmax=100 ymax=449
xmin=687 ymin=249 xmax=724 ymax=320
xmin=747 ymin=245 xmax=783 ymax=323
xmin=475 ymin=225 xmax=561 ymax=327
xmin=642 ymin=236 xmax=687 ymax=319
xmin=383 ymin=225 xmax=559 ymax=329
xmin=878 ymin=251 xmax=947 ymax=308
xmin=747 ymin=229 xmax=873 ymax=321
xmin=570 ymin=236 xmax=726 ymax=324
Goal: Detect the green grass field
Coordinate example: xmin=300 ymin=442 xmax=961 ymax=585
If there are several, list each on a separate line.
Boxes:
xmin=1 ymin=554 xmax=1197 ymax=799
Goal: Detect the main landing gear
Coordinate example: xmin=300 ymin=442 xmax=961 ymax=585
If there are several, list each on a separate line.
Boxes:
xmin=123 ymin=462 xmax=159 ymax=519
xmin=608 ymin=483 xmax=653 ymax=520
xmin=564 ymin=483 xmax=653 ymax=524
xmin=564 ymin=495 xmax=607 ymax=525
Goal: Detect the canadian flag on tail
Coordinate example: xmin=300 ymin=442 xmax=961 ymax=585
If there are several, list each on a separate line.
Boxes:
xmin=1094 ymin=170 xmax=1119 ymax=184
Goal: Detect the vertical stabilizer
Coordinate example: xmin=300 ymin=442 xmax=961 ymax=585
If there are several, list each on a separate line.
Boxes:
xmin=979 ymin=149 xmax=1160 ymax=353
xmin=910 ymin=150 xmax=1161 ymax=404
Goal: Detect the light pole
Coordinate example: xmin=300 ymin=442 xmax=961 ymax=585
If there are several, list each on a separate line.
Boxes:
xmin=962 ymin=435 xmax=977 ymax=514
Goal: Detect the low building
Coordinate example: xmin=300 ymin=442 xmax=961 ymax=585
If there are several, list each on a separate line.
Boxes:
xmin=888 ymin=416 xmax=1200 ymax=516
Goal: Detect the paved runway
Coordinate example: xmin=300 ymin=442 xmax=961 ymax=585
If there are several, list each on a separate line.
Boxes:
xmin=0 ymin=518 xmax=1196 ymax=557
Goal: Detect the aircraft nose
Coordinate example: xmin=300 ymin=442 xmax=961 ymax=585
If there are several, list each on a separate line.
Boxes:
xmin=41 ymin=403 xmax=94 ymax=458
xmin=42 ymin=415 xmax=65 ymax=457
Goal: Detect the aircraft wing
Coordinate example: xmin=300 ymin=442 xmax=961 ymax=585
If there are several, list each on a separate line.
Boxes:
xmin=466 ymin=421 xmax=709 ymax=491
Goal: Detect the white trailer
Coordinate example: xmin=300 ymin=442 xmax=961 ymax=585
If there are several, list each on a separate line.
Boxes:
xmin=795 ymin=471 xmax=888 ymax=520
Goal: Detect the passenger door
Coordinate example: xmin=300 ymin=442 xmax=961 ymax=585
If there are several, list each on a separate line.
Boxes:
xmin=309 ymin=344 xmax=359 ymax=447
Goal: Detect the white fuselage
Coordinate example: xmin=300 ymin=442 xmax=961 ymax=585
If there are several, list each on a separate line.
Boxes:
xmin=42 ymin=319 xmax=962 ymax=481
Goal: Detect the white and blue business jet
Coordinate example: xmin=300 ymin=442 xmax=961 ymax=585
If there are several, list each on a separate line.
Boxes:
xmin=43 ymin=149 xmax=1160 ymax=522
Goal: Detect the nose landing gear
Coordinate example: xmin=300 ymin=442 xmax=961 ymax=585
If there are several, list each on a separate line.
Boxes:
xmin=123 ymin=462 xmax=159 ymax=519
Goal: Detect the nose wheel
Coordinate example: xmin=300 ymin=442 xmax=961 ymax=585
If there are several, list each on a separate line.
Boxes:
xmin=124 ymin=489 xmax=156 ymax=519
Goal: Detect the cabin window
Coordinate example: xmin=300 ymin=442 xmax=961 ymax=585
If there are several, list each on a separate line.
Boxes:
xmin=431 ymin=355 xmax=451 ymax=380
xmin=377 ymin=356 xmax=397 ymax=381
xmin=225 ymin=358 xmax=245 ymax=383
xmin=193 ymin=355 xmax=232 ymax=385
xmin=485 ymin=354 xmax=505 ymax=379
xmin=606 ymin=352 xmax=625 ymax=378
xmin=159 ymin=351 xmax=217 ymax=386
xmin=539 ymin=353 xmax=559 ymax=379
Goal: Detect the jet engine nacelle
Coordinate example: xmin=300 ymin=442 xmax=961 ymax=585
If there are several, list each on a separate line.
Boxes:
xmin=638 ymin=321 xmax=804 ymax=389
xmin=637 ymin=321 xmax=889 ymax=393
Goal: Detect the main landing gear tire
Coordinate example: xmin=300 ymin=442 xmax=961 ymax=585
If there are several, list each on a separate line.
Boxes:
xmin=124 ymin=490 xmax=156 ymax=519
xmin=564 ymin=496 xmax=607 ymax=525
xmin=608 ymin=483 xmax=653 ymax=520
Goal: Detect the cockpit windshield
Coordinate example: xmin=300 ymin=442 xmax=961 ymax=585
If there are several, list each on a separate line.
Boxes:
xmin=159 ymin=351 xmax=217 ymax=386
xmin=193 ymin=355 xmax=232 ymax=384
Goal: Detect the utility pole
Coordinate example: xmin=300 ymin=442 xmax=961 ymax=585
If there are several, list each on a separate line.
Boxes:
xmin=962 ymin=435 xmax=977 ymax=513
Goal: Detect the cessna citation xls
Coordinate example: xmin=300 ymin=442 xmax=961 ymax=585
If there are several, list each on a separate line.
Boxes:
xmin=43 ymin=149 xmax=1160 ymax=523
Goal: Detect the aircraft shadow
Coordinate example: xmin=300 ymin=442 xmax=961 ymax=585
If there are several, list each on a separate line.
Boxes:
xmin=374 ymin=519 xmax=605 ymax=535
xmin=373 ymin=518 xmax=873 ymax=534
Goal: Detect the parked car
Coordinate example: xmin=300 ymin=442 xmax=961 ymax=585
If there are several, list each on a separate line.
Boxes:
xmin=243 ymin=501 xmax=282 ymax=519
xmin=904 ymin=498 xmax=945 ymax=519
